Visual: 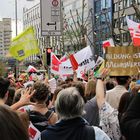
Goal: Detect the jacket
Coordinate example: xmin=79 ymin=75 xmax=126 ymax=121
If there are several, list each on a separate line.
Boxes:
xmin=120 ymin=94 xmax=140 ymax=140
xmin=41 ymin=117 xmax=110 ymax=140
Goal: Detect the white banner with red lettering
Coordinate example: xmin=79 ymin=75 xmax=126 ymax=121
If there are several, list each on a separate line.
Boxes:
xmin=59 ymin=46 xmax=95 ymax=75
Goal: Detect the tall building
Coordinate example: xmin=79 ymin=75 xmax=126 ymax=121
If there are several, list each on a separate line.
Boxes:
xmin=23 ymin=2 xmax=64 ymax=61
xmin=113 ymin=0 xmax=140 ymax=46
xmin=62 ymin=0 xmax=113 ymax=56
xmin=23 ymin=3 xmax=41 ymax=62
xmin=62 ymin=0 xmax=90 ymax=52
xmin=92 ymin=0 xmax=113 ymax=56
xmin=0 ymin=18 xmax=12 ymax=58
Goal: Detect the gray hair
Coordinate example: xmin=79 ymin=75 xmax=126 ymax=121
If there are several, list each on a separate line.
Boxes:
xmin=55 ymin=87 xmax=85 ymax=120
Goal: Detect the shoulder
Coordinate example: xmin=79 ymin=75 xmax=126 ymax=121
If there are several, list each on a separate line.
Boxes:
xmin=85 ymin=97 xmax=97 ymax=108
xmin=93 ymin=126 xmax=111 ymax=140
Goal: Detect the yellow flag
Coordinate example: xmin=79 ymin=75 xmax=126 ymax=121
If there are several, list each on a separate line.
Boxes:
xmin=9 ymin=27 xmax=40 ymax=61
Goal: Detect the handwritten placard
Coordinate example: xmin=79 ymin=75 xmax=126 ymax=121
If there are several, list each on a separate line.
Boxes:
xmin=105 ymin=46 xmax=140 ymax=76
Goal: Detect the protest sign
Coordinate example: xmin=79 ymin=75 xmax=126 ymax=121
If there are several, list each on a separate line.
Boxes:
xmin=105 ymin=46 xmax=140 ymax=76
xmin=59 ymin=46 xmax=95 ymax=76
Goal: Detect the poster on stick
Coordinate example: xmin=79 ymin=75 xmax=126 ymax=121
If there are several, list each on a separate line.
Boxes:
xmin=105 ymin=46 xmax=140 ymax=76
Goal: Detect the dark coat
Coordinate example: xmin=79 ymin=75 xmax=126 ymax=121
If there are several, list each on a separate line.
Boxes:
xmin=41 ymin=117 xmax=95 ymax=140
xmin=120 ymin=94 xmax=140 ymax=140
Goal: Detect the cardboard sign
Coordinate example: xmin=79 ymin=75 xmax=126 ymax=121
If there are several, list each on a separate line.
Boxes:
xmin=105 ymin=46 xmax=140 ymax=76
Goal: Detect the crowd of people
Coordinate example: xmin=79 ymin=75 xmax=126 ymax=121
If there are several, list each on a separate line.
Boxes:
xmin=0 ymin=69 xmax=140 ymax=140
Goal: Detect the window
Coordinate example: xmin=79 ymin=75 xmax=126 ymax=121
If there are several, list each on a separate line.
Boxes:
xmin=118 ymin=1 xmax=123 ymax=10
xmin=114 ymin=3 xmax=118 ymax=12
xmin=95 ymin=1 xmax=101 ymax=13
xmin=123 ymin=32 xmax=130 ymax=42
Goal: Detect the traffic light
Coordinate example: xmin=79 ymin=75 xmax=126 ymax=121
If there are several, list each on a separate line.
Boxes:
xmin=46 ymin=48 xmax=52 ymax=66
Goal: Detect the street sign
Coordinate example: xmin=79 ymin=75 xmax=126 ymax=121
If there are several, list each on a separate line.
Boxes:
xmin=40 ymin=0 xmax=62 ymax=36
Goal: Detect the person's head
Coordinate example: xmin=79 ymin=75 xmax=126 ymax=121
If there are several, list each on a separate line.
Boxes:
xmin=52 ymin=87 xmax=63 ymax=103
xmin=0 ymin=77 xmax=10 ymax=101
xmin=55 ymin=87 xmax=85 ymax=120
xmin=106 ymin=80 xmax=115 ymax=90
xmin=5 ymin=87 xmax=15 ymax=106
xmin=71 ymin=81 xmax=86 ymax=103
xmin=65 ymin=77 xmax=73 ymax=84
xmin=32 ymin=82 xmax=50 ymax=103
xmin=116 ymin=76 xmax=131 ymax=89
xmin=85 ymin=80 xmax=96 ymax=100
xmin=118 ymin=92 xmax=135 ymax=122
xmin=0 ymin=105 xmax=29 ymax=140
xmin=12 ymin=88 xmax=24 ymax=104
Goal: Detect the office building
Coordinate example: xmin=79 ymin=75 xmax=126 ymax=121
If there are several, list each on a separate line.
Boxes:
xmin=113 ymin=0 xmax=140 ymax=46
xmin=0 ymin=18 xmax=12 ymax=58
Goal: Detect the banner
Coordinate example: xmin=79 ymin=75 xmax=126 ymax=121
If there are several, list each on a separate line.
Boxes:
xmin=102 ymin=38 xmax=115 ymax=48
xmin=105 ymin=46 xmax=140 ymax=76
xmin=59 ymin=46 xmax=95 ymax=75
xmin=29 ymin=122 xmax=41 ymax=140
xmin=9 ymin=27 xmax=40 ymax=61
xmin=126 ymin=16 xmax=140 ymax=46
xmin=51 ymin=53 xmax=60 ymax=75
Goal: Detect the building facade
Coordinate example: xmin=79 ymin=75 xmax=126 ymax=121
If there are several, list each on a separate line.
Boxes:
xmin=62 ymin=0 xmax=90 ymax=52
xmin=92 ymin=0 xmax=113 ymax=56
xmin=23 ymin=3 xmax=41 ymax=62
xmin=113 ymin=0 xmax=140 ymax=46
xmin=0 ymin=18 xmax=12 ymax=58
xmin=63 ymin=0 xmax=113 ymax=56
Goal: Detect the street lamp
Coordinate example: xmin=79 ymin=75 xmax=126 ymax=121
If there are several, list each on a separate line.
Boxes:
xmin=15 ymin=0 xmax=18 ymax=36
xmin=14 ymin=0 xmax=18 ymax=78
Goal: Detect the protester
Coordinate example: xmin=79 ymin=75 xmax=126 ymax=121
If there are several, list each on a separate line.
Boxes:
xmin=5 ymin=87 xmax=15 ymax=106
xmin=26 ymin=82 xmax=57 ymax=131
xmin=120 ymin=86 xmax=140 ymax=140
xmin=0 ymin=105 xmax=29 ymax=140
xmin=83 ymin=96 xmax=99 ymax=126
xmin=85 ymin=79 xmax=96 ymax=100
xmin=96 ymin=78 xmax=121 ymax=140
xmin=71 ymin=81 xmax=87 ymax=103
xmin=105 ymin=80 xmax=115 ymax=91
xmin=49 ymin=86 xmax=63 ymax=111
xmin=41 ymin=87 xmax=111 ymax=140
xmin=0 ymin=77 xmax=10 ymax=105
xmin=106 ymin=76 xmax=131 ymax=109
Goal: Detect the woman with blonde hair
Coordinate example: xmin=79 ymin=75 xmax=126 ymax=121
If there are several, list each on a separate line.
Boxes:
xmin=85 ymin=79 xmax=96 ymax=100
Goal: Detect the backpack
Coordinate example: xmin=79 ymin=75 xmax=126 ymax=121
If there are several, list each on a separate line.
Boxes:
xmin=28 ymin=110 xmax=54 ymax=132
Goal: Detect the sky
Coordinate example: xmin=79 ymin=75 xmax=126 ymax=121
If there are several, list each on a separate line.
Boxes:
xmin=0 ymin=0 xmax=39 ymax=37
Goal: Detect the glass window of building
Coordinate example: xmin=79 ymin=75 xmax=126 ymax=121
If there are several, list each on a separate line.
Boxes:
xmin=95 ymin=1 xmax=101 ymax=13
xmin=114 ymin=2 xmax=118 ymax=12
xmin=118 ymin=1 xmax=123 ymax=10
xmin=123 ymin=32 xmax=130 ymax=42
xmin=101 ymin=0 xmax=111 ymax=9
xmin=123 ymin=17 xmax=127 ymax=26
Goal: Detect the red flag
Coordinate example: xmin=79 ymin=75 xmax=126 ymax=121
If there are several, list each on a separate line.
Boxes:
xmin=27 ymin=65 xmax=37 ymax=73
xmin=126 ymin=16 xmax=140 ymax=47
xmin=28 ymin=122 xmax=41 ymax=140
xmin=69 ymin=54 xmax=78 ymax=70
xmin=51 ymin=53 xmax=60 ymax=73
xmin=29 ymin=127 xmax=37 ymax=139
xmin=102 ymin=38 xmax=114 ymax=48
xmin=133 ymin=37 xmax=140 ymax=46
